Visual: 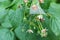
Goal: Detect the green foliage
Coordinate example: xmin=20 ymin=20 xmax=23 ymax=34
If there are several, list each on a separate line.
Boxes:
xmin=0 ymin=29 xmax=15 ymax=40
xmin=48 ymin=2 xmax=60 ymax=36
xmin=0 ymin=0 xmax=11 ymax=8
xmin=0 ymin=0 xmax=60 ymax=40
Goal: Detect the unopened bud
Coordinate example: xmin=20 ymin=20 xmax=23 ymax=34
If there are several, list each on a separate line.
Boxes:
xmin=32 ymin=5 xmax=38 ymax=10
xmin=39 ymin=0 xmax=44 ymax=3
xmin=24 ymin=0 xmax=28 ymax=3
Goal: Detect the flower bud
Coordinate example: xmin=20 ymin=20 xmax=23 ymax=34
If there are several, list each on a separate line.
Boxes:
xmin=32 ymin=5 xmax=38 ymax=10
xmin=39 ymin=0 xmax=44 ymax=3
xmin=24 ymin=0 xmax=28 ymax=3
xmin=30 ymin=4 xmax=45 ymax=14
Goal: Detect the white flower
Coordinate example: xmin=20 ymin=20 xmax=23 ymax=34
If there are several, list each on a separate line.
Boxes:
xmin=26 ymin=29 xmax=33 ymax=33
xmin=41 ymin=29 xmax=46 ymax=33
xmin=37 ymin=14 xmax=43 ymax=19
xmin=41 ymin=28 xmax=48 ymax=37
xmin=41 ymin=32 xmax=48 ymax=37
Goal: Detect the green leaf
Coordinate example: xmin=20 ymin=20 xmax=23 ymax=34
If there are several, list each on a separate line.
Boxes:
xmin=51 ymin=0 xmax=56 ymax=2
xmin=0 ymin=0 xmax=10 ymax=2
xmin=0 ymin=0 xmax=11 ymax=8
xmin=40 ymin=0 xmax=51 ymax=12
xmin=0 ymin=8 xmax=7 ymax=19
xmin=0 ymin=29 xmax=15 ymax=40
xmin=6 ymin=0 xmax=17 ymax=8
xmin=11 ymin=0 xmax=24 ymax=10
xmin=48 ymin=2 xmax=60 ymax=36
xmin=25 ymin=33 xmax=37 ymax=40
xmin=1 ymin=15 xmax=12 ymax=28
xmin=0 ymin=8 xmax=7 ymax=23
xmin=15 ymin=24 xmax=27 ymax=40
xmin=19 ymin=0 xmax=24 ymax=4
xmin=8 ymin=8 xmax=24 ymax=27
xmin=1 ymin=22 xmax=12 ymax=28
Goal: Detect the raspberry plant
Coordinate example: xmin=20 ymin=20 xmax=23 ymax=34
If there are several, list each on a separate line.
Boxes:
xmin=0 ymin=0 xmax=60 ymax=40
